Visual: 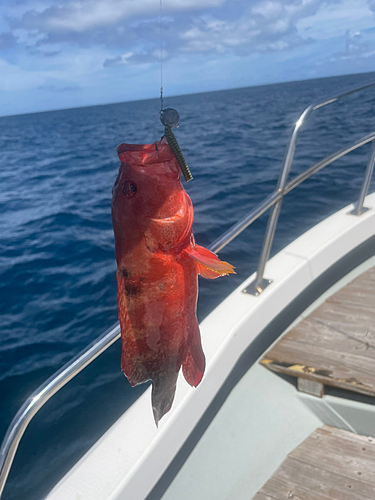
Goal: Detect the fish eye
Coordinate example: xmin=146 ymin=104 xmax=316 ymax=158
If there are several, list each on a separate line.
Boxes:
xmin=122 ymin=181 xmax=137 ymax=198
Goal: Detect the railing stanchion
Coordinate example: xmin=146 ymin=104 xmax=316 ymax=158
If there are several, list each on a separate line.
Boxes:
xmin=244 ymin=107 xmax=312 ymax=295
xmin=349 ymin=139 xmax=375 ymax=216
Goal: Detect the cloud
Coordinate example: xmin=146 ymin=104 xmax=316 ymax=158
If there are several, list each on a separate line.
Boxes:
xmin=9 ymin=0 xmax=323 ymax=56
xmin=252 ymin=1 xmax=284 ymax=19
xmin=13 ymin=0 xmax=225 ymax=33
xmin=1 ymin=0 xmax=335 ymax=89
xmin=0 ymin=57 xmax=47 ymax=90
xmin=178 ymin=1 xmax=319 ymax=57
xmin=103 ymin=55 xmax=123 ymax=68
xmin=103 ymin=52 xmax=134 ymax=67
xmin=331 ymin=28 xmax=375 ymax=60
xmin=5 ymin=0 xmax=373 ymax=73
xmin=3 ymin=0 xmax=375 ymax=117
xmin=37 ymin=84 xmax=80 ymax=91
xmin=297 ymin=0 xmax=372 ymax=41
xmin=0 ymin=31 xmax=18 ymax=49
xmin=0 ymin=44 xmax=109 ymax=93
xmin=43 ymin=49 xmax=61 ymax=57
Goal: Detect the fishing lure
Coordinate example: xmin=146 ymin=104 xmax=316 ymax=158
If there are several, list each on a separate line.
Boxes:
xmin=160 ymin=107 xmax=193 ymax=182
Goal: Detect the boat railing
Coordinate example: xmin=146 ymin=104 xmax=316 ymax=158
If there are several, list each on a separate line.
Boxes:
xmin=1 ymin=80 xmax=375 ymax=498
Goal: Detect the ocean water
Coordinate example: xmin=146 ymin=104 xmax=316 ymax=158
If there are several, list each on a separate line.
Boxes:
xmin=1 ymin=72 xmax=375 ymax=500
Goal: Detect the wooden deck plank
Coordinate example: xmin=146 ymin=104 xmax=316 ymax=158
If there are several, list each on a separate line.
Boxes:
xmin=290 ymin=427 xmax=375 ymax=484
xmin=264 ymin=337 xmax=375 ymax=378
xmin=252 ymin=493 xmax=277 ymax=500
xmin=252 ymin=426 xmax=375 ymax=500
xmin=308 ymin=303 xmax=375 ymax=338
xmin=327 ymin=278 xmax=375 ymax=309
xmin=257 ymin=458 xmax=374 ymax=500
xmin=269 ymin=327 xmax=375 ymax=367
xmin=260 ymin=265 xmax=375 ymax=396
xmin=262 ymin=339 xmax=375 ymax=396
xmin=286 ymin=316 xmax=375 ymax=356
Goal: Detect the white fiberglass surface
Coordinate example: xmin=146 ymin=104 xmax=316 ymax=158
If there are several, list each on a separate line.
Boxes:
xmin=161 ymin=363 xmax=322 ymax=500
xmin=161 ymin=255 xmax=375 ymax=500
xmin=45 ymin=194 xmax=375 ymax=500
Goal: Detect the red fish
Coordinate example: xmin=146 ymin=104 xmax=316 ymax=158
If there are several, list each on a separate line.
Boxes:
xmin=112 ymin=138 xmax=235 ymax=424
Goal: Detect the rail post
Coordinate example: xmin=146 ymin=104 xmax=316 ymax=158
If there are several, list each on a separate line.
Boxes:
xmin=349 ymin=139 xmax=375 ymax=216
xmin=244 ymin=107 xmax=312 ymax=295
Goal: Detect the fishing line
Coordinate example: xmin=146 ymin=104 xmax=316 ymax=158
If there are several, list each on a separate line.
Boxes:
xmin=160 ymin=0 xmax=164 ymax=111
xmin=158 ymin=0 xmax=193 ymax=182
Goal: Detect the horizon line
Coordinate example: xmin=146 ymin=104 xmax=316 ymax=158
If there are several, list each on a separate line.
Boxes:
xmin=1 ymin=69 xmax=375 ymax=120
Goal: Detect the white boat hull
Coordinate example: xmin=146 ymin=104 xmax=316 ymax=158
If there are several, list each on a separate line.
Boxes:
xmin=45 ymin=192 xmax=375 ymax=500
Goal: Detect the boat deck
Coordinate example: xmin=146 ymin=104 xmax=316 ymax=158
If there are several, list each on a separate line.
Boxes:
xmin=252 ymin=425 xmax=375 ymax=499
xmin=260 ymin=265 xmax=375 ymax=397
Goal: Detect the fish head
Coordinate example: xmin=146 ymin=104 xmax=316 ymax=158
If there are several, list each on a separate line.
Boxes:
xmin=112 ymin=139 xmax=193 ymax=254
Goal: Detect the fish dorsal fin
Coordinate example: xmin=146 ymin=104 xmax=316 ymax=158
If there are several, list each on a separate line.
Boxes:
xmin=184 ymin=244 xmax=235 ymax=279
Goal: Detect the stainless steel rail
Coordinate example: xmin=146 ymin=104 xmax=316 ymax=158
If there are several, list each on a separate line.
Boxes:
xmin=248 ymin=80 xmax=375 ymax=294
xmin=350 ymin=139 xmax=375 ymax=216
xmin=1 ymin=81 xmax=375 ymax=498
xmin=210 ymin=130 xmax=375 ymax=254
xmin=0 ymin=324 xmax=121 ymax=497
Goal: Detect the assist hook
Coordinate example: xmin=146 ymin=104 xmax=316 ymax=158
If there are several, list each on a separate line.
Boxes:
xmin=160 ymin=108 xmax=193 ymax=182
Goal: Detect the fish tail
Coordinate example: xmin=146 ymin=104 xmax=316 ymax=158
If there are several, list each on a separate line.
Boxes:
xmin=182 ymin=323 xmax=205 ymax=388
xmin=152 ymin=371 xmax=179 ymax=426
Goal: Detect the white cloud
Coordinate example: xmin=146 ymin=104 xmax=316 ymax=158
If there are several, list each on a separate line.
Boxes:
xmin=13 ymin=28 xmax=46 ymax=46
xmin=152 ymin=48 xmax=168 ymax=60
xmin=23 ymin=0 xmax=225 ymax=33
xmin=179 ymin=4 xmax=309 ymax=56
xmin=0 ymin=58 xmax=46 ymax=91
xmin=6 ymin=0 xmax=336 ymax=60
xmin=330 ymin=27 xmax=375 ymax=61
xmin=103 ymin=51 xmax=134 ymax=67
xmin=0 ymin=45 xmax=109 ymax=92
xmin=267 ymin=18 xmax=290 ymax=34
xmin=176 ymin=0 xmax=375 ymax=60
xmin=297 ymin=0 xmax=374 ymax=40
xmin=252 ymin=1 xmax=283 ymax=19
xmin=2 ymin=0 xmax=375 ymax=116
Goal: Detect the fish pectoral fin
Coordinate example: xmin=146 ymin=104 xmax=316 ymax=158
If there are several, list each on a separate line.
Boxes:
xmin=183 ymin=244 xmax=235 ymax=279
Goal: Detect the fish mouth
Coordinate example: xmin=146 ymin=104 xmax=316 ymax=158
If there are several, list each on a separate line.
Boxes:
xmin=117 ymin=140 xmax=175 ymax=165
xmin=117 ymin=143 xmax=155 ymax=155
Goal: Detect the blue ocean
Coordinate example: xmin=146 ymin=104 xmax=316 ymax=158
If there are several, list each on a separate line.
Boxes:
xmin=1 ymin=72 xmax=375 ymax=500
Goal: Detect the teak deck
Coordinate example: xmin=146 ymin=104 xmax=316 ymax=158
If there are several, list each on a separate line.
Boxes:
xmin=260 ymin=265 xmax=375 ymax=397
xmin=252 ymin=425 xmax=375 ymax=500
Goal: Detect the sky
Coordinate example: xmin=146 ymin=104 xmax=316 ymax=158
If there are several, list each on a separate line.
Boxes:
xmin=1 ymin=0 xmax=375 ymax=116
